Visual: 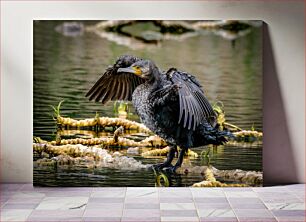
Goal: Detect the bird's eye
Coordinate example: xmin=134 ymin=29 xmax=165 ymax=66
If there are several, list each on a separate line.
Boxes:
xmin=135 ymin=66 xmax=140 ymax=69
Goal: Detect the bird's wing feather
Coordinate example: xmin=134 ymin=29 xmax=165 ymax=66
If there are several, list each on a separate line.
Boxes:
xmin=165 ymin=68 xmax=216 ymax=130
xmin=86 ymin=55 xmax=146 ymax=104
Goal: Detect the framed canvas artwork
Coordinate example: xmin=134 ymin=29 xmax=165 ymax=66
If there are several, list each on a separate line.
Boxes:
xmin=33 ymin=20 xmax=263 ymax=187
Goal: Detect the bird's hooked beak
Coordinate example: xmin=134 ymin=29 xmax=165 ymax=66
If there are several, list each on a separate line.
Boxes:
xmin=117 ymin=66 xmax=142 ymax=76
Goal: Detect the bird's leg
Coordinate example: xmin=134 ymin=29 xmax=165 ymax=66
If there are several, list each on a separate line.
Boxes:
xmin=153 ymin=145 xmax=177 ymax=170
xmin=166 ymin=148 xmax=187 ymax=173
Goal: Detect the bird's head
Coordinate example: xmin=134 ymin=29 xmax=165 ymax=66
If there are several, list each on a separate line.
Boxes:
xmin=117 ymin=59 xmax=158 ymax=81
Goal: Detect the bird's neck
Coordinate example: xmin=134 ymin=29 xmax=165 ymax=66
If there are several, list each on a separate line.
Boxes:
xmin=148 ymin=67 xmax=162 ymax=90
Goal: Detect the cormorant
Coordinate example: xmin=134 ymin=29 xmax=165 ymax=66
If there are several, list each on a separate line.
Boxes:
xmin=86 ymin=55 xmax=232 ymax=172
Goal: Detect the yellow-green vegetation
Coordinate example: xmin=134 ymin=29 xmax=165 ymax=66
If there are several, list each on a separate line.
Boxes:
xmin=152 ymin=165 xmax=170 ymax=187
xmin=34 ymin=145 xmax=148 ymax=170
xmin=141 ymin=146 xmax=170 ymax=157
xmin=51 ymin=101 xmax=151 ymax=133
xmin=35 ymin=134 xmax=166 ymax=148
xmin=33 ymin=100 xmax=263 ymax=187
xmin=213 ymin=101 xmax=262 ymax=141
xmin=213 ymin=101 xmax=226 ymax=131
xmin=226 ymin=140 xmax=262 ymax=148
xmin=155 ymin=172 xmax=170 ymax=187
xmin=33 ymin=143 xmax=105 ymax=160
xmin=51 ymin=101 xmax=263 ymax=143
xmin=139 ymin=135 xmax=168 ymax=147
xmin=213 ymin=101 xmax=242 ymax=131
xmin=57 ymin=116 xmax=151 ymax=133
xmin=175 ymin=165 xmax=262 ymax=186
xmin=233 ymin=130 xmax=263 ymax=141
xmin=192 ymin=168 xmax=248 ymax=187
xmin=89 ymin=20 xmax=252 ymax=43
xmin=141 ymin=146 xmax=198 ymax=158
xmin=186 ymin=149 xmax=199 ymax=158
xmin=215 ymin=169 xmax=263 ymax=185
xmin=57 ymin=129 xmax=143 ymax=139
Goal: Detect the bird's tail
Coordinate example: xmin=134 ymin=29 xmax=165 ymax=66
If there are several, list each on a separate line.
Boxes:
xmin=197 ymin=122 xmax=235 ymax=146
xmin=213 ymin=129 xmax=234 ymax=145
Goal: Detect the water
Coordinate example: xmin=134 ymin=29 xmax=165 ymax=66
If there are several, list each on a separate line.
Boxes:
xmin=33 ymin=21 xmax=262 ymax=187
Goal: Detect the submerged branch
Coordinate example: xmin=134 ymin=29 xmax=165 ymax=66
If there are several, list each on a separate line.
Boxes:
xmin=84 ymin=20 xmax=257 ymax=49
xmin=35 ymin=133 xmax=166 ymax=148
xmin=176 ymin=165 xmax=262 ymax=186
xmin=233 ymin=130 xmax=263 ymax=141
xmin=47 ymin=135 xmax=166 ymax=147
xmin=141 ymin=146 xmax=198 ymax=158
xmin=57 ymin=116 xmax=152 ymax=134
xmin=51 ymin=101 xmax=262 ymax=143
xmin=34 ymin=145 xmax=148 ymax=170
xmin=224 ymin=122 xmax=243 ymax=131
xmin=214 ymin=168 xmax=263 ymax=186
xmin=192 ymin=168 xmax=248 ymax=187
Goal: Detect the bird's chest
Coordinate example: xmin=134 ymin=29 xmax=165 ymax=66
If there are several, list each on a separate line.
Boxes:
xmin=132 ymin=83 xmax=177 ymax=145
xmin=132 ymin=84 xmax=155 ymax=126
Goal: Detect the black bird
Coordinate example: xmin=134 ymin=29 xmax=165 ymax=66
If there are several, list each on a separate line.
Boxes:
xmin=86 ymin=55 xmax=232 ymax=172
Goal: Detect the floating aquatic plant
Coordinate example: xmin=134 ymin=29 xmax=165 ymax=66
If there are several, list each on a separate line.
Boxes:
xmin=192 ymin=167 xmax=248 ymax=187
xmin=141 ymin=146 xmax=198 ymax=158
xmin=153 ymin=168 xmax=170 ymax=187
xmin=34 ymin=99 xmax=263 ymax=187
xmin=213 ymin=101 xmax=242 ymax=131
xmin=50 ymin=100 xmax=65 ymax=120
xmin=34 ymin=144 xmax=148 ymax=170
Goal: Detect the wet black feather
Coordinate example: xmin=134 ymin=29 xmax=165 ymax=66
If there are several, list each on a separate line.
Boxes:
xmin=86 ymin=55 xmax=145 ymax=104
xmin=164 ymin=68 xmax=216 ymax=130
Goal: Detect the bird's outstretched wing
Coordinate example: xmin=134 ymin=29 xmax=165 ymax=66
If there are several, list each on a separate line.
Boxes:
xmin=86 ymin=55 xmax=146 ymax=104
xmin=165 ymin=68 xmax=216 ymax=130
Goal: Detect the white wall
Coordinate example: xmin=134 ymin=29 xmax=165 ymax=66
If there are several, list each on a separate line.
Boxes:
xmin=1 ymin=1 xmax=305 ymax=184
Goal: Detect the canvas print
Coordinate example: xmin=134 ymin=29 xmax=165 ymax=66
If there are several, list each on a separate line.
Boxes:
xmin=33 ymin=20 xmax=263 ymax=187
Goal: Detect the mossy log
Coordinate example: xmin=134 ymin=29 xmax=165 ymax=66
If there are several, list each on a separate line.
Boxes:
xmin=138 ymin=135 xmax=168 ymax=147
xmin=141 ymin=146 xmax=170 ymax=157
xmin=57 ymin=129 xmax=147 ymax=139
xmin=34 ymin=145 xmax=148 ymax=170
xmin=57 ymin=116 xmax=151 ymax=133
xmin=213 ymin=102 xmax=262 ymax=141
xmin=58 ymin=129 xmax=97 ymax=138
xmin=176 ymin=166 xmax=262 ymax=186
xmin=92 ymin=20 xmax=252 ymax=35
xmin=52 ymin=137 xmax=137 ymax=147
xmin=192 ymin=180 xmax=248 ymax=187
xmin=215 ymin=168 xmax=263 ymax=185
xmin=226 ymin=140 xmax=262 ymax=148
xmin=34 ymin=143 xmax=107 ymax=160
xmin=86 ymin=20 xmax=255 ymax=49
xmin=233 ymin=130 xmax=263 ymax=141
xmin=94 ymin=20 xmax=134 ymax=31
xmin=141 ymin=146 xmax=198 ymax=158
xmin=192 ymin=168 xmax=248 ymax=187
xmin=48 ymin=135 xmax=166 ymax=147
xmin=92 ymin=20 xmax=194 ymax=35
xmin=33 ymin=142 xmax=261 ymax=186
xmin=34 ymin=133 xmax=166 ymax=148
xmin=54 ymin=102 xmax=263 ymax=142
xmin=193 ymin=20 xmax=251 ymax=31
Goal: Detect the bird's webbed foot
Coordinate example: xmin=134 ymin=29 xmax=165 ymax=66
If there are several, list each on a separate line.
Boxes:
xmin=153 ymin=162 xmax=173 ymax=171
xmin=163 ymin=165 xmax=179 ymax=174
xmin=152 ymin=145 xmax=177 ymax=171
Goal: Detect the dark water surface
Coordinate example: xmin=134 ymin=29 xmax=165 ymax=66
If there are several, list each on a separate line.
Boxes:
xmin=34 ymin=21 xmax=262 ymax=187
